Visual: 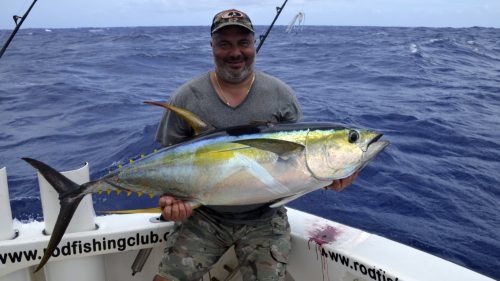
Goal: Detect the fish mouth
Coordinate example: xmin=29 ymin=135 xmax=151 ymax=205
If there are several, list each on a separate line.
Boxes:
xmin=369 ymin=133 xmax=383 ymax=145
xmin=362 ymin=133 xmax=390 ymax=165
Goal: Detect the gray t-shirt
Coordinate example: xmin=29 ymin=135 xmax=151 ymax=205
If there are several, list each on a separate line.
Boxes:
xmin=155 ymin=70 xmax=302 ymax=223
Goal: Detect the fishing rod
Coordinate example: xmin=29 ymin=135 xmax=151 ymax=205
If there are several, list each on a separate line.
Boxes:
xmin=0 ymin=0 xmax=38 ymax=59
xmin=256 ymin=0 xmax=289 ymax=54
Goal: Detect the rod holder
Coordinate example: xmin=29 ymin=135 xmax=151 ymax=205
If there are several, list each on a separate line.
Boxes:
xmin=0 ymin=167 xmax=15 ymax=241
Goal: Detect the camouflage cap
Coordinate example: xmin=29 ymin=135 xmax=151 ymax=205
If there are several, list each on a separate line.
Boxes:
xmin=211 ymin=9 xmax=254 ymax=34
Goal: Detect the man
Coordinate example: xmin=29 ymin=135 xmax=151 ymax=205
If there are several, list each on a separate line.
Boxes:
xmin=153 ymin=9 xmax=358 ymax=281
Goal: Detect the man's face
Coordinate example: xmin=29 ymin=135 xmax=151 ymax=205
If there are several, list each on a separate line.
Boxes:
xmin=211 ymin=26 xmax=256 ymax=83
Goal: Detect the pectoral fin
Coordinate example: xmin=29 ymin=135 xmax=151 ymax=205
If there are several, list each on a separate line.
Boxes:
xmin=232 ymin=139 xmax=304 ymax=157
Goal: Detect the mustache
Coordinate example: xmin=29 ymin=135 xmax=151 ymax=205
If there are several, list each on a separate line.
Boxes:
xmin=226 ymin=59 xmax=244 ymax=64
xmin=225 ymin=55 xmax=244 ymax=63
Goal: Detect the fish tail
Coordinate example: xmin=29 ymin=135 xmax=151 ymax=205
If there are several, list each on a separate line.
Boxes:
xmin=22 ymin=157 xmax=89 ymax=272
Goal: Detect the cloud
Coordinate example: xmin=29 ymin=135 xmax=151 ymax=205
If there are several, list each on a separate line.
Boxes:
xmin=1 ymin=0 xmax=499 ymax=29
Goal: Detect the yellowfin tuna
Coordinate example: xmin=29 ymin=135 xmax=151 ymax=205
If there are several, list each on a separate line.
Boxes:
xmin=23 ymin=102 xmax=389 ymax=272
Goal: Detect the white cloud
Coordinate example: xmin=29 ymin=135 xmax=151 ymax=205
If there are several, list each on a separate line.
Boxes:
xmin=1 ymin=0 xmax=499 ymax=29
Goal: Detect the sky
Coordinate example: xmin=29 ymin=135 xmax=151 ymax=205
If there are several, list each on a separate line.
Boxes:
xmin=1 ymin=0 xmax=499 ymax=30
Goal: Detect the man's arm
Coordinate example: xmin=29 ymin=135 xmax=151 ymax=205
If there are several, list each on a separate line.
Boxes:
xmin=324 ymin=170 xmax=360 ymax=192
xmin=157 ymin=113 xmax=195 ymax=221
xmin=155 ymin=94 xmax=197 ymax=220
xmin=159 ymin=195 xmax=193 ymax=221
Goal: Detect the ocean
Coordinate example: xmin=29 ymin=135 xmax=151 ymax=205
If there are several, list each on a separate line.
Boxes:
xmin=0 ymin=25 xmax=499 ymax=279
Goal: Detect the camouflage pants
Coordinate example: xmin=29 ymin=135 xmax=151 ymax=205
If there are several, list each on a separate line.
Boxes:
xmin=158 ymin=207 xmax=291 ymax=281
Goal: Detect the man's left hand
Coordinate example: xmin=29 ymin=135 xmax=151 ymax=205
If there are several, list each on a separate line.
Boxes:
xmin=324 ymin=170 xmax=360 ymax=192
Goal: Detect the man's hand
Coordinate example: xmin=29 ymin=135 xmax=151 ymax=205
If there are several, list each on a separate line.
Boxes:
xmin=324 ymin=170 xmax=360 ymax=192
xmin=159 ymin=195 xmax=193 ymax=221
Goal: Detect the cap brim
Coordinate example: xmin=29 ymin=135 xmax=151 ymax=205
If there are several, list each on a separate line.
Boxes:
xmin=211 ymin=22 xmax=254 ymax=34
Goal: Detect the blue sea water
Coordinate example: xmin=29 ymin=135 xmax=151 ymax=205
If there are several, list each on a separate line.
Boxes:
xmin=0 ymin=26 xmax=499 ymax=279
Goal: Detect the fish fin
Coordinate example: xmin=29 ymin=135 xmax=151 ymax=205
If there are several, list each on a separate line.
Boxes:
xmin=101 ymin=201 xmax=202 ymax=215
xmin=144 ymin=102 xmax=210 ymax=135
xmin=232 ymin=139 xmax=305 ymax=157
xmin=100 ymin=207 xmax=161 ymax=214
xmin=22 ymin=158 xmax=88 ymax=273
xmin=269 ymin=193 xmax=305 ymax=208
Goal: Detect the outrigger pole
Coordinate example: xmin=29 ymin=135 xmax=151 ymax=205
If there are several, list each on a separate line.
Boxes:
xmin=256 ymin=0 xmax=289 ymax=54
xmin=0 ymin=0 xmax=38 ymax=59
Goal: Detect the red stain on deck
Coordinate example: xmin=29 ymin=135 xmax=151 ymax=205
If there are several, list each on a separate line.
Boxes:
xmin=308 ymin=224 xmax=340 ymax=246
xmin=307 ymin=224 xmax=340 ymax=281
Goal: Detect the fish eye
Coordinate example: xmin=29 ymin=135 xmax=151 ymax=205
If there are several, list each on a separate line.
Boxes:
xmin=348 ymin=130 xmax=359 ymax=143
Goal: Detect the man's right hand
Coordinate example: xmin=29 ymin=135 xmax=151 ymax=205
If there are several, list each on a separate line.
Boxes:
xmin=159 ymin=195 xmax=193 ymax=221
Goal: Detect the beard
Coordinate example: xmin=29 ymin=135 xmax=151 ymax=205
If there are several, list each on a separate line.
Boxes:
xmin=215 ymin=57 xmax=255 ymax=84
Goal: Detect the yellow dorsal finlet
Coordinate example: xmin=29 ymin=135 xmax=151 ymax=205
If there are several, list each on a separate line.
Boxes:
xmin=96 ymin=189 xmax=147 ymax=197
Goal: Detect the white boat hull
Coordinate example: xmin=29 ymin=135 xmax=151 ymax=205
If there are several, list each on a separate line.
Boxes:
xmin=0 ymin=165 xmax=494 ymax=281
xmin=0 ymin=209 xmax=495 ymax=281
